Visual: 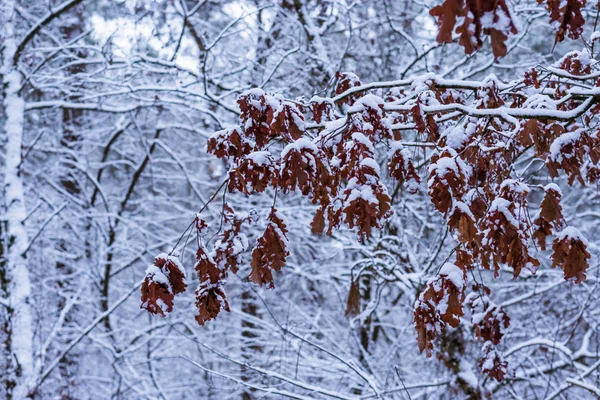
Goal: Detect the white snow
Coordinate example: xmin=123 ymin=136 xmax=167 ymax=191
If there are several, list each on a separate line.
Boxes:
xmin=281 ymin=138 xmax=319 ymax=157
xmin=544 ymin=183 xmax=562 ymax=195
xmin=247 ymin=151 xmax=274 ymax=166
xmin=351 ymin=132 xmax=375 ymax=152
xmin=439 ymin=263 xmax=465 ymax=289
xmin=347 ymin=93 xmax=385 ymax=114
xmin=360 ymin=157 xmax=381 ymax=176
xmin=557 ymin=226 xmax=589 ymax=246
xmin=549 ymin=129 xmax=583 ymax=162
xmin=488 ymin=198 xmax=520 ymax=228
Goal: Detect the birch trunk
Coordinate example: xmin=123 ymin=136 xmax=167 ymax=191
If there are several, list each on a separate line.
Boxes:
xmin=1 ymin=2 xmax=36 ymax=398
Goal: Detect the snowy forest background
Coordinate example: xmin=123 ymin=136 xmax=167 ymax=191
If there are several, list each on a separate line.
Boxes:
xmin=2 ymin=0 xmax=600 ymax=399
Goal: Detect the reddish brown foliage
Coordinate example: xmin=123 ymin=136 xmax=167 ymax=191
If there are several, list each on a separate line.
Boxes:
xmin=414 ymin=263 xmax=466 ymax=357
xmin=345 ymin=279 xmax=361 ymax=317
xmin=546 ymin=127 xmax=598 ymax=185
xmin=194 ymin=245 xmax=230 ymax=326
xmin=141 ymin=254 xmax=187 ymax=317
xmin=475 ymin=306 xmax=510 ymax=346
xmin=212 ymin=205 xmax=251 ymax=274
xmin=539 ymin=0 xmax=586 ymax=44
xmin=533 ymin=185 xmax=564 ymax=249
xmin=388 ymin=144 xmax=421 ymax=193
xmin=551 ymin=227 xmax=591 ymax=283
xmin=311 ymin=97 xmax=335 ymax=124
xmin=207 ymin=126 xmax=252 ymax=160
xmin=428 ymin=150 xmax=468 ymax=214
xmin=341 ymin=162 xmax=393 ymax=239
xmin=481 ymin=197 xmax=540 ymax=277
xmin=517 ymin=119 xmax=562 ymax=158
xmin=448 ymin=202 xmax=481 ymax=253
xmin=430 ymin=0 xmax=517 ymax=59
xmin=250 ymin=208 xmax=289 ymax=288
xmin=228 ymin=151 xmax=277 ymax=194
xmin=237 ymin=89 xmax=305 ymax=148
xmin=279 ymin=139 xmax=332 ymax=203
xmin=479 ymin=343 xmax=509 ymax=381
xmin=144 ymin=47 xmax=598 ymax=384
xmin=335 ymin=72 xmax=362 ymax=106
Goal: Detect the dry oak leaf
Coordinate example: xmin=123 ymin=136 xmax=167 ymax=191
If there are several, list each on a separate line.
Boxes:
xmin=551 ymin=226 xmax=590 ymax=283
xmin=479 ymin=343 xmax=509 ymax=382
xmin=141 ymin=253 xmax=187 ymax=317
xmin=517 ymin=119 xmax=563 ymax=158
xmin=212 ymin=222 xmax=249 ymax=274
xmin=448 ymin=201 xmax=482 ymax=252
xmin=430 ymin=0 xmax=517 ymax=59
xmin=427 ymin=150 xmax=469 ymax=214
xmin=539 ymin=0 xmax=586 ymax=44
xmin=311 ymin=96 xmax=336 ymax=124
xmin=341 ymin=158 xmax=393 ymax=239
xmin=481 ymin=198 xmax=540 ymax=277
xmin=250 ymin=208 xmax=290 ymax=288
xmin=467 ymin=285 xmax=510 ymax=345
xmin=279 ymin=138 xmax=332 ymax=203
xmin=388 ymin=142 xmax=421 ymax=194
xmin=237 ymin=89 xmax=273 ymax=149
xmin=228 ymin=151 xmax=277 ymax=194
xmin=207 ymin=126 xmax=252 ymax=160
xmin=414 ymin=263 xmax=466 ymax=357
xmin=195 ymin=246 xmax=230 ymax=326
xmin=345 ymin=278 xmax=361 ymax=317
xmin=474 ymin=306 xmax=510 ymax=345
xmin=335 ymin=72 xmax=362 ymax=106
xmin=546 ymin=127 xmax=589 ymax=186
xmin=267 ymin=102 xmax=305 ymax=142
xmin=533 ymin=184 xmax=564 ymax=249
xmin=347 ymin=94 xmax=393 ymax=141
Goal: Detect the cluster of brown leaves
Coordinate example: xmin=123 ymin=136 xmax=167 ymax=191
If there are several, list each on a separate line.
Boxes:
xmin=551 ymin=227 xmax=591 ymax=283
xmin=414 ymin=263 xmax=466 ymax=357
xmin=194 ymin=243 xmax=229 ymax=326
xmin=410 ymin=66 xmax=597 ymax=376
xmin=279 ymin=138 xmax=332 ymax=203
xmin=517 ymin=119 xmax=563 ymax=160
xmin=335 ymin=130 xmax=393 ymax=238
xmin=480 ymin=343 xmax=509 ymax=381
xmin=144 ymin=51 xmax=599 ymax=385
xmin=193 ymin=209 xmax=257 ymax=324
xmin=310 ymin=92 xmax=400 ymax=239
xmin=466 ymin=285 xmax=511 ymax=381
xmin=428 ymin=149 xmax=469 ymax=214
xmin=429 ymin=0 xmax=586 ymax=59
xmin=250 ymin=208 xmax=289 ymax=288
xmin=546 ymin=128 xmax=600 ymax=185
xmin=480 ymin=186 xmax=539 ymax=277
xmin=430 ymin=0 xmax=517 ymax=59
xmin=533 ymin=184 xmax=564 ymax=249
xmin=212 ymin=205 xmax=252 ymax=274
xmin=208 ymin=87 xmax=400 ymax=241
xmin=141 ymin=254 xmax=187 ymax=317
xmin=207 ymin=126 xmax=251 ymax=160
xmin=228 ymin=151 xmax=277 ymax=194
xmin=237 ymin=89 xmax=304 ymax=147
xmin=473 ymin=306 xmax=509 ymax=346
xmin=335 ymin=72 xmax=362 ymax=107
xmin=388 ymin=143 xmax=421 ymax=193
xmin=411 ymin=100 xmax=440 ymax=142
xmin=539 ymin=0 xmax=586 ymax=44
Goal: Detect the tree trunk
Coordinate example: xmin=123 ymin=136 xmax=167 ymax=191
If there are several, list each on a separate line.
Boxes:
xmin=1 ymin=3 xmax=35 ymax=397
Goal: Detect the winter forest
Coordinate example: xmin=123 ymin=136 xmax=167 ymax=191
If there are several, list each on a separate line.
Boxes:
xmin=3 ymin=0 xmax=600 ymax=399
